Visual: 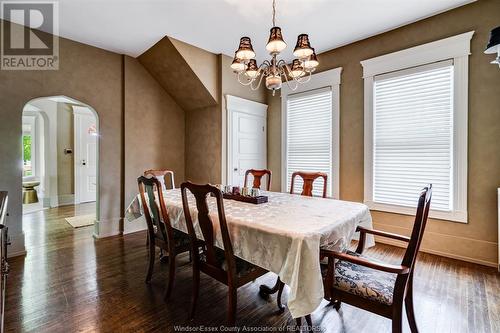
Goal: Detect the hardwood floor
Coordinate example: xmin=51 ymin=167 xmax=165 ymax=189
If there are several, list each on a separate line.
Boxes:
xmin=6 ymin=205 xmax=500 ymax=332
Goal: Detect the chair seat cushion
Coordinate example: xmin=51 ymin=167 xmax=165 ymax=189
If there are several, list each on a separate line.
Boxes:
xmin=200 ymin=247 xmax=259 ymax=278
xmin=322 ymin=250 xmax=397 ymax=305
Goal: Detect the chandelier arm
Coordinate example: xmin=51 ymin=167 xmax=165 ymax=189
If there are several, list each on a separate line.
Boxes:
xmin=250 ymin=72 xmax=266 ymax=90
xmin=237 ymin=72 xmax=255 ymax=86
xmin=281 ymin=70 xmax=299 ymax=91
xmin=297 ymin=70 xmax=313 ymax=84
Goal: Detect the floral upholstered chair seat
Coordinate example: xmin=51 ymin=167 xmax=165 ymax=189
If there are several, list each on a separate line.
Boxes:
xmin=322 ymin=250 xmax=397 ymax=305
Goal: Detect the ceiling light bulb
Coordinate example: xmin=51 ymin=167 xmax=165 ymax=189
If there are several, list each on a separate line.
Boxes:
xmin=245 ymin=59 xmax=259 ymax=79
xmin=266 ymin=27 xmax=287 ymax=53
xmin=289 ymin=59 xmax=305 ymax=78
xmin=293 ymin=34 xmax=313 ymax=59
xmin=236 ymin=37 xmax=256 ymax=60
xmin=303 ymin=49 xmax=319 ymax=70
xmin=230 ymin=52 xmax=246 ymax=72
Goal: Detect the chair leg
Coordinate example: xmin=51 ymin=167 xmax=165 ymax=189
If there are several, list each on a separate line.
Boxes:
xmin=295 ymin=315 xmax=312 ymax=330
xmin=305 ymin=315 xmax=312 ymax=327
xmin=189 ymin=266 xmax=200 ymax=320
xmin=392 ymin=302 xmax=403 ymax=333
xmin=259 ymin=276 xmax=282 ymax=297
xmin=145 ymin=241 xmax=155 ymax=284
xmin=329 ymin=299 xmax=341 ymax=310
xmin=405 ymin=274 xmax=419 ymax=333
xmin=164 ymin=254 xmax=176 ymax=300
xmin=276 ymin=280 xmax=285 ymax=312
xmin=227 ymin=287 xmax=237 ymax=326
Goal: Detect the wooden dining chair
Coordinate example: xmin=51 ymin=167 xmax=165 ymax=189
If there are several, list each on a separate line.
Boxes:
xmin=144 ymin=169 xmax=175 ymax=190
xmin=244 ymin=169 xmax=272 ymax=190
xmin=312 ymin=185 xmax=433 ymax=333
xmin=181 ymin=181 xmax=268 ymax=325
xmin=261 ymin=171 xmax=329 ymax=315
xmin=290 ymin=171 xmax=328 ymax=198
xmin=137 ymin=176 xmax=191 ymax=299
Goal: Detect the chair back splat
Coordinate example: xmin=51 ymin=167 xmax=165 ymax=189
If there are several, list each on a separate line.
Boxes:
xmin=181 ymin=182 xmax=237 ymax=280
xmin=138 ymin=176 xmax=171 ymax=244
xmin=290 ymin=171 xmax=328 ymax=198
xmin=244 ymin=169 xmax=272 ymax=191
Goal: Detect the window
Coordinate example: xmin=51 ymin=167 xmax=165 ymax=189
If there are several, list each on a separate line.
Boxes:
xmin=281 ymin=67 xmax=341 ymax=198
xmin=362 ymin=32 xmax=472 ymax=223
xmin=373 ymin=61 xmax=453 ymax=210
xmin=23 ymin=134 xmax=33 ymax=177
xmin=286 ymin=88 xmax=332 ymax=196
xmin=22 ymin=115 xmax=37 ymax=179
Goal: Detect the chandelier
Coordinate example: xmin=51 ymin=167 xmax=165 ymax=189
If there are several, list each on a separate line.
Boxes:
xmin=230 ymin=0 xmax=319 ymax=95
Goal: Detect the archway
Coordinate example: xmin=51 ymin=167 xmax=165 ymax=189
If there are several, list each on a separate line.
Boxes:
xmin=21 ymin=96 xmax=100 ymax=235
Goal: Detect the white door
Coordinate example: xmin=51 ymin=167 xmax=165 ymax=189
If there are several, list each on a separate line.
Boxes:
xmin=227 ymin=96 xmax=267 ymax=187
xmin=74 ymin=108 xmax=97 ymax=203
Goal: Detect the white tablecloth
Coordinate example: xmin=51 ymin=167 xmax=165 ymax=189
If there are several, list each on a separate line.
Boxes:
xmin=126 ymin=189 xmax=374 ymax=318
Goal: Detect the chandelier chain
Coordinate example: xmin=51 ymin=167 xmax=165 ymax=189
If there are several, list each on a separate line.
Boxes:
xmin=272 ymin=0 xmax=276 ymax=27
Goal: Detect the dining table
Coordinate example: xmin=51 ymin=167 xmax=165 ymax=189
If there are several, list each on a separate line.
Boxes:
xmin=125 ymin=189 xmax=374 ymax=319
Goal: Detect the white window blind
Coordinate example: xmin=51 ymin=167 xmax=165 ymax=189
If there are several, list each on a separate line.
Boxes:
xmin=286 ymin=87 xmax=332 ymax=196
xmin=372 ymin=60 xmax=454 ymax=211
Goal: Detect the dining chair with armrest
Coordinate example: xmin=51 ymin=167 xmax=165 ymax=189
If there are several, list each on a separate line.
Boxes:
xmin=181 ymin=182 xmax=268 ymax=325
xmin=137 ymin=176 xmax=191 ymax=299
xmin=244 ymin=169 xmax=272 ymax=191
xmin=311 ymin=185 xmax=432 ymax=333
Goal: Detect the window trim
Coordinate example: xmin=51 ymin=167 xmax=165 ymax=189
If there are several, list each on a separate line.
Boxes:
xmin=362 ymin=31 xmax=473 ymax=223
xmin=281 ymin=67 xmax=342 ymax=199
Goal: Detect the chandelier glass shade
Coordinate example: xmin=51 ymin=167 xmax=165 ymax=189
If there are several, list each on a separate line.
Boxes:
xmin=231 ymin=0 xmax=319 ymax=95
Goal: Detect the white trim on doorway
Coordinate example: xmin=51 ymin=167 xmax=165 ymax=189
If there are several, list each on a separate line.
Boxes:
xmin=225 ymin=95 xmax=268 ymax=186
xmin=74 ymin=106 xmax=98 ymax=205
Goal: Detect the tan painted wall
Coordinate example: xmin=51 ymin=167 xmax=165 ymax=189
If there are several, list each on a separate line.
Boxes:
xmin=170 ymin=37 xmax=219 ymax=103
xmin=56 ymin=103 xmax=74 ymax=197
xmin=0 ymin=24 xmax=123 ymax=253
xmin=138 ymin=37 xmax=217 ymax=111
xmin=267 ymin=0 xmax=500 ymax=266
xmin=124 ymin=56 xmax=186 ymax=206
xmin=0 ymin=23 xmax=191 ymax=254
xmin=184 ymin=54 xmax=267 ymax=184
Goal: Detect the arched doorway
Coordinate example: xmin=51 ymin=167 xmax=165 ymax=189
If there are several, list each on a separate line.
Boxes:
xmin=21 ymin=96 xmax=100 ymax=235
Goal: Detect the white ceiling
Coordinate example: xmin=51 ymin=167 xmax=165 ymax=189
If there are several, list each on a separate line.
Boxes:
xmin=3 ymin=0 xmax=474 ymax=62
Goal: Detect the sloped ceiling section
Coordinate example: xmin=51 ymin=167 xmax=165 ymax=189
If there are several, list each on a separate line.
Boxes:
xmin=138 ymin=36 xmax=218 ymax=111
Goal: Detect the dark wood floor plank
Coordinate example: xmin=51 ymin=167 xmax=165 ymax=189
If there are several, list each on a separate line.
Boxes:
xmin=4 ymin=204 xmax=500 ymax=332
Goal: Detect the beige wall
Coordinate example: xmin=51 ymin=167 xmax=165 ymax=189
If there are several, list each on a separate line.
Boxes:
xmin=184 ymin=54 xmax=267 ymax=185
xmin=124 ymin=56 xmax=186 ymax=207
xmin=138 ymin=37 xmax=217 ymax=111
xmin=0 ymin=24 xmax=123 ymax=254
xmin=267 ymin=0 xmax=500 ymax=266
xmin=0 ymin=23 xmax=191 ymax=254
xmin=56 ymin=103 xmax=74 ymax=198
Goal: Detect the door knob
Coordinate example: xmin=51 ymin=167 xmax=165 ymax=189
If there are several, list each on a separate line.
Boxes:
xmin=82 ymin=159 xmax=86 ymax=166
xmin=233 ymin=168 xmax=238 ymax=171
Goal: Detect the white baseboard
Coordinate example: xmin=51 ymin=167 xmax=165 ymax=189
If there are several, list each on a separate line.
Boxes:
xmin=7 ymin=231 xmax=26 ymax=258
xmin=124 ymin=215 xmax=147 ymax=234
xmin=57 ymin=194 xmax=75 ymax=207
xmin=93 ymin=217 xmax=121 ymax=238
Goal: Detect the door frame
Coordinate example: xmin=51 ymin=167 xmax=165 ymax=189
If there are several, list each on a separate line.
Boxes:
xmin=225 ymin=95 xmax=268 ymax=186
xmin=73 ymin=106 xmax=98 ymax=205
